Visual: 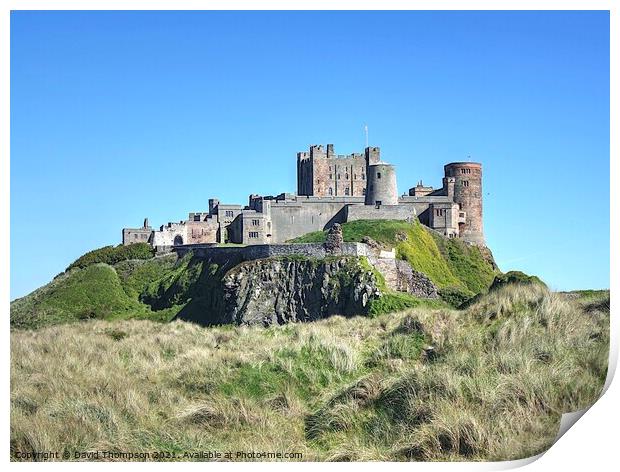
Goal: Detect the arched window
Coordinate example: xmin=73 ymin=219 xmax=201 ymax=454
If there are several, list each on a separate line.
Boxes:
xmin=173 ymin=235 xmax=184 ymax=246
xmin=328 ymin=187 xmax=333 ymax=195
xmin=345 ymin=187 xmax=350 ymax=196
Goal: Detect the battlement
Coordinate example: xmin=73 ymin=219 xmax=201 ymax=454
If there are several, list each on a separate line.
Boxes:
xmin=124 ymin=142 xmax=485 ymax=249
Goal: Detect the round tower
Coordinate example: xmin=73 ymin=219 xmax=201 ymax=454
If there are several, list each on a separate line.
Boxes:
xmin=444 ymin=162 xmax=484 ymax=244
xmin=365 ymin=162 xmax=398 ymax=206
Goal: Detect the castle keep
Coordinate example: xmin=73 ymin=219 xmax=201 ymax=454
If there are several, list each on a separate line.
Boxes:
xmin=122 ymin=144 xmax=485 ymax=249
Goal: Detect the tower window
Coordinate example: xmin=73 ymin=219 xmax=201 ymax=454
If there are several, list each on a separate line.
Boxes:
xmin=345 ymin=174 xmax=349 ymax=179
xmin=377 ymin=172 xmax=381 ymax=179
xmin=249 ymin=231 xmax=259 ymax=238
xmin=361 ymin=173 xmax=365 ymax=180
xmin=337 ymin=174 xmax=340 ymax=180
xmin=462 ymin=181 xmax=470 ymax=187
xmin=252 ymin=219 xmax=260 ymax=226
xmin=328 ymin=187 xmax=333 ymax=195
xmin=345 ymin=187 xmax=350 ymax=196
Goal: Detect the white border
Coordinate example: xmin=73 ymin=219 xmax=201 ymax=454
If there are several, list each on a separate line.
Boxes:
xmin=2 ymin=2 xmax=615 ymax=470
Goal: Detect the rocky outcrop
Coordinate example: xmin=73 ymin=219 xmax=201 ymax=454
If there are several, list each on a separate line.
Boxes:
xmin=221 ymin=256 xmax=380 ymax=326
xmin=372 ymin=258 xmax=439 ymax=299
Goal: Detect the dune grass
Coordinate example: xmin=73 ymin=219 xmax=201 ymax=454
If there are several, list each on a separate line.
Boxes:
xmin=10 ymin=286 xmax=608 ymax=461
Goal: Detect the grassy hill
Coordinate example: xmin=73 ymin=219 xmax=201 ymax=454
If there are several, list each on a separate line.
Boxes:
xmin=10 ymin=254 xmax=180 ymax=329
xmin=290 ymin=219 xmax=499 ymax=303
xmin=11 ymin=221 xmax=499 ymax=330
xmin=10 ymin=286 xmax=609 ymax=461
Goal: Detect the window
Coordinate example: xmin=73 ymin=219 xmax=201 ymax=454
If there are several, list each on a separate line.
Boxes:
xmin=225 ymin=210 xmax=234 ymax=217
xmin=329 ymin=174 xmax=332 ymax=179
xmin=362 ymin=188 xmax=366 ymax=195
xmin=345 ymin=174 xmax=349 ymax=179
xmin=375 ymin=201 xmax=382 ymax=208
xmin=328 ymin=187 xmax=333 ymax=196
xmin=462 ymin=181 xmax=470 ymax=187
xmin=377 ymin=172 xmax=382 ymax=179
xmin=354 ymin=174 xmax=357 ymax=179
xmin=337 ymin=174 xmax=341 ymax=180
xmin=436 ymin=209 xmax=445 ymax=216
xmin=194 ymin=215 xmax=201 ymax=222
xmin=133 ymin=234 xmax=138 ymax=239
xmin=252 ymin=219 xmax=260 ymax=226
xmin=361 ymin=173 xmax=365 ymax=180
xmin=345 ymin=187 xmax=350 ymax=196
xmin=249 ymin=231 xmax=259 ymax=238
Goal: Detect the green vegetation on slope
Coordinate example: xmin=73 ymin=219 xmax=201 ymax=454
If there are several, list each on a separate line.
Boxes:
xmin=290 ymin=219 xmax=499 ymax=303
xmin=10 ymin=264 xmax=144 ymax=329
xmin=11 ymin=255 xmax=181 ymax=330
xmin=10 ymin=286 xmax=609 ymax=461
xmin=66 ymin=243 xmax=154 ymax=271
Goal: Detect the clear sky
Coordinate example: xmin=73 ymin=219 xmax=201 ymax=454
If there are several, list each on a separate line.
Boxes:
xmin=10 ymin=10 xmax=609 ymax=299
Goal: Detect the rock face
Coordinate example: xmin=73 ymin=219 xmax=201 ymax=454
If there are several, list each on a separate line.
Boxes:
xmin=221 ymin=256 xmax=380 ymax=326
xmin=372 ymin=258 xmax=439 ymax=299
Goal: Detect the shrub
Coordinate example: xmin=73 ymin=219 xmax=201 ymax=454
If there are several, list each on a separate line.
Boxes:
xmin=490 ymin=271 xmax=546 ymax=292
xmin=66 ymin=243 xmax=154 ymax=271
xmin=439 ymin=287 xmax=474 ymax=308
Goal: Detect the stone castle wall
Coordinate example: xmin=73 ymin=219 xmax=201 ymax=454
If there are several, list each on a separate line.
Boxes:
xmin=174 ymin=242 xmax=373 ymax=265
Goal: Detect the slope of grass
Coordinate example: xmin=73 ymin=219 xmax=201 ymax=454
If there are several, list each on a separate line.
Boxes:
xmin=11 ymin=254 xmax=185 ymax=329
xmin=10 ymin=264 xmax=145 ymax=329
xmin=290 ymin=220 xmax=499 ymax=301
xmin=10 ymin=286 xmax=609 ymax=461
xmin=66 ymin=243 xmax=154 ymax=271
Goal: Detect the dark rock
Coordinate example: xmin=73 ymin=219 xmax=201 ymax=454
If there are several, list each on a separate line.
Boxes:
xmin=395 ymin=260 xmax=439 ymax=298
xmin=221 ymin=256 xmax=381 ymax=326
xmin=361 ymin=236 xmax=381 ymax=250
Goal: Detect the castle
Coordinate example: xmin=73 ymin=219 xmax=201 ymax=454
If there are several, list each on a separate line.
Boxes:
xmin=122 ymin=144 xmax=484 ymax=249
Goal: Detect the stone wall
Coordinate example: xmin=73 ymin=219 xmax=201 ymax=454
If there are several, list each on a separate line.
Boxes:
xmin=122 ymin=228 xmax=152 ymax=245
xmin=297 ymin=144 xmax=381 ymax=198
xmin=152 ymin=222 xmax=188 ymax=247
xmin=174 ymin=242 xmax=373 ymax=265
xmin=345 ymin=204 xmax=416 ymax=222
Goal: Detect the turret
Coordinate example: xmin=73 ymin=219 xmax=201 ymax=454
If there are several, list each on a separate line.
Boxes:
xmin=365 ymin=146 xmax=381 ymax=166
xmin=208 ymin=198 xmax=220 ymax=215
xmin=444 ymin=162 xmax=484 ymax=244
xmin=365 ymin=162 xmax=398 ymax=206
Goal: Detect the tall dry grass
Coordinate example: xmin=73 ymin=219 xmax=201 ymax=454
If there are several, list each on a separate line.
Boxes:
xmin=10 ymin=285 xmax=609 ymax=461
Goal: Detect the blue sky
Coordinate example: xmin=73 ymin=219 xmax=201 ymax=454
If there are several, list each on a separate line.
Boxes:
xmin=10 ymin=10 xmax=609 ymax=299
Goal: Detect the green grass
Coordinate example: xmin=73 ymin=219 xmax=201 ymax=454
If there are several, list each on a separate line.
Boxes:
xmin=10 ymin=264 xmax=146 ymax=329
xmin=290 ymin=219 xmax=499 ymax=303
xmin=66 ymin=243 xmax=154 ymax=271
xmin=10 ymin=285 xmax=609 ymax=461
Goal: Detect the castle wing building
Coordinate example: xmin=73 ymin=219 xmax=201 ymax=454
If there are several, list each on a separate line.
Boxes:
xmin=122 ymin=143 xmax=484 ymax=249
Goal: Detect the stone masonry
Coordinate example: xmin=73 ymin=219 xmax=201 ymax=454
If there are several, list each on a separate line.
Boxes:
xmin=123 ymin=142 xmax=485 ymax=250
